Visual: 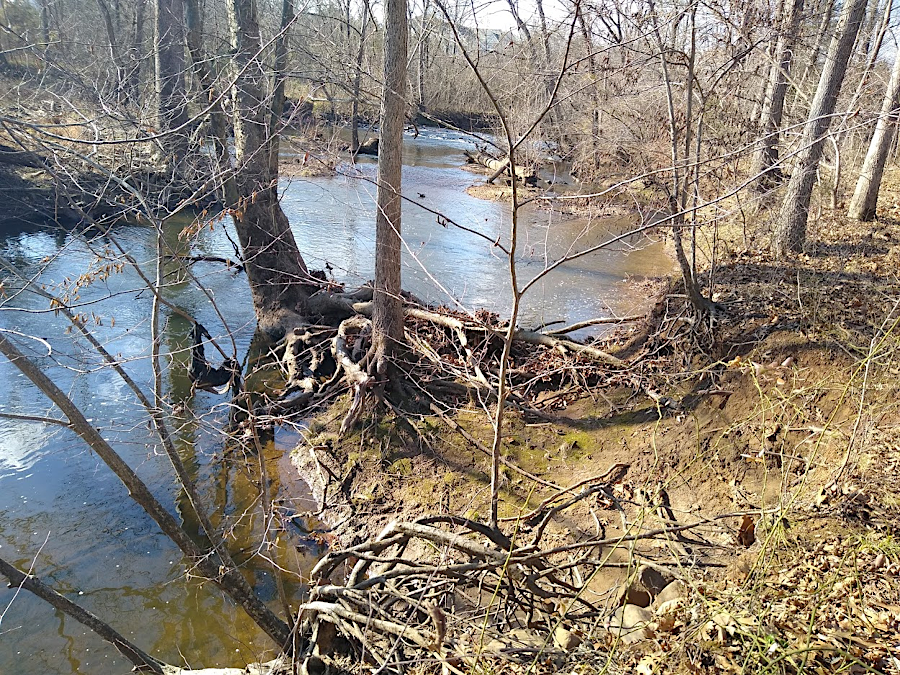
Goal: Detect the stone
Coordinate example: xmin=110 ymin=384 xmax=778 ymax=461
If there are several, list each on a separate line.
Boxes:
xmin=608 ymin=603 xmax=654 ymax=644
xmin=624 ymin=585 xmax=652 ymax=608
xmin=638 ymin=564 xmax=674 ymax=596
xmin=553 ymin=625 xmax=582 ymax=651
xmin=653 ymin=579 xmax=688 ymax=608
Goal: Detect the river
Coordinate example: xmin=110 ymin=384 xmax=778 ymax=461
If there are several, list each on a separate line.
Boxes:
xmin=0 ymin=128 xmax=669 ymax=674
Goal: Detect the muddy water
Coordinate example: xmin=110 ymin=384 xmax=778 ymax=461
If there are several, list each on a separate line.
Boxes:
xmin=0 ymin=128 xmax=669 ymax=674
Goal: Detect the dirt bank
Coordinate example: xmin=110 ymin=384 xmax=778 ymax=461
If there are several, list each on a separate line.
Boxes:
xmin=290 ymin=176 xmax=900 ymax=673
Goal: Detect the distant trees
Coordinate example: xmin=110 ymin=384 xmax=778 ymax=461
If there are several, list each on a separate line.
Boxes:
xmin=848 ymin=48 xmax=900 ymax=221
xmin=775 ymin=0 xmax=868 ymax=257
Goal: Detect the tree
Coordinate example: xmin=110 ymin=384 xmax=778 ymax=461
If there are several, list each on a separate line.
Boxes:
xmin=372 ymin=0 xmax=408 ymax=377
xmin=847 ymin=47 xmax=900 ymax=220
xmin=752 ymin=0 xmax=804 ymax=189
xmin=227 ymin=0 xmax=312 ymax=335
xmin=155 ymin=0 xmax=189 ymax=167
xmin=774 ymin=0 xmax=868 ymax=257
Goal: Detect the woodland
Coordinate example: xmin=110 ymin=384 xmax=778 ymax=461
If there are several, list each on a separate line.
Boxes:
xmin=1 ymin=0 xmax=900 ymax=673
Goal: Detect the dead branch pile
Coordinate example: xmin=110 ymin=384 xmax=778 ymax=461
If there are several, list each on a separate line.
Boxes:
xmin=256 ymin=292 xmax=643 ymax=428
xmin=294 ymin=465 xmax=763 ymax=674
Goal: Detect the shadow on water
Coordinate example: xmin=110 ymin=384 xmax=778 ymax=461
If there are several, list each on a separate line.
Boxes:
xmin=0 ymin=127 xmax=670 ymax=674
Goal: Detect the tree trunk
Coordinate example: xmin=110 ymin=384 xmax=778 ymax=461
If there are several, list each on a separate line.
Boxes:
xmin=577 ymin=5 xmax=601 ymax=175
xmin=847 ymin=47 xmax=900 ymax=220
xmin=350 ymin=0 xmax=370 ymax=154
xmin=0 ymin=556 xmax=166 ymax=673
xmin=752 ymin=0 xmax=805 ymax=189
xmin=774 ymin=0 xmax=867 ymax=257
xmin=127 ymin=0 xmax=147 ymax=108
xmin=372 ymin=0 xmax=408 ymax=375
xmin=228 ymin=0 xmax=311 ymax=334
xmin=155 ymin=0 xmax=189 ymax=168
xmin=184 ymin=0 xmax=236 ymax=205
xmin=268 ymin=0 xmax=293 ymax=179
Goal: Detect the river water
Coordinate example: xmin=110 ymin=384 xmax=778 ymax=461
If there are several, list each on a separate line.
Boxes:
xmin=0 ymin=128 xmax=669 ymax=674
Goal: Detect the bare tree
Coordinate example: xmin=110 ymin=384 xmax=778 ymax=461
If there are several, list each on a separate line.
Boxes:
xmin=227 ymin=0 xmax=312 ymax=334
xmin=372 ymin=0 xmax=408 ymax=377
xmin=155 ymin=0 xmax=189 ymax=167
xmin=774 ymin=0 xmax=867 ymax=257
xmin=752 ymin=0 xmax=804 ymax=189
xmin=847 ymin=46 xmax=900 ymax=220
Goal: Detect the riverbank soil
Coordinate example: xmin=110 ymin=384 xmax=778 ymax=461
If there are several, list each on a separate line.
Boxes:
xmin=292 ymin=179 xmax=900 ymax=673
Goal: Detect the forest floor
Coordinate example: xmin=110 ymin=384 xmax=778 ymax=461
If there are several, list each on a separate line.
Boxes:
xmin=290 ymin=174 xmax=900 ymax=674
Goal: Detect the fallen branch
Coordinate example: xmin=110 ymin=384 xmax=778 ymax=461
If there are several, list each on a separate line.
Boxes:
xmin=0 ymin=555 xmax=165 ymax=673
xmin=545 ymin=314 xmax=644 ymax=336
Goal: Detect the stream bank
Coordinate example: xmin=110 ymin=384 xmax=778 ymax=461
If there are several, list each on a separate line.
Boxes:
xmin=284 ymin=176 xmax=900 ymax=674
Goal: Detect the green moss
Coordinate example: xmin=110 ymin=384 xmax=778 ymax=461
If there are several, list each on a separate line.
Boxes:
xmin=388 ymin=457 xmax=414 ymax=476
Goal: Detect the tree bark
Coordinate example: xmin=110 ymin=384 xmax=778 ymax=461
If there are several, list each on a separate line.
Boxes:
xmin=774 ymin=0 xmax=867 ymax=257
xmin=155 ymin=0 xmax=189 ymax=167
xmin=752 ymin=0 xmax=805 ymax=189
xmin=372 ymin=0 xmax=408 ymax=376
xmin=847 ymin=47 xmax=900 ymax=220
xmin=350 ymin=0 xmax=371 ymax=154
xmin=228 ymin=0 xmax=311 ymax=334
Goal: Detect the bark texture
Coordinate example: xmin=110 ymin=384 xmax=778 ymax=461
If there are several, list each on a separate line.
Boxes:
xmin=155 ymin=0 xmax=189 ymax=166
xmin=228 ymin=0 xmax=311 ymax=334
xmin=847 ymin=48 xmax=900 ymax=220
xmin=372 ymin=0 xmax=408 ymax=375
xmin=752 ymin=0 xmax=805 ymax=188
xmin=775 ymin=0 xmax=867 ymax=257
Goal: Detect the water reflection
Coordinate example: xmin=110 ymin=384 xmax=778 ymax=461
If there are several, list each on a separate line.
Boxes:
xmin=0 ymin=128 xmax=669 ymax=674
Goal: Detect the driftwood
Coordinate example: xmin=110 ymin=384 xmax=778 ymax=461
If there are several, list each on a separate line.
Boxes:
xmin=464 ymin=149 xmax=537 ymax=185
xmin=355 ymin=137 xmax=379 ymax=156
xmin=261 ymin=285 xmax=635 ymax=426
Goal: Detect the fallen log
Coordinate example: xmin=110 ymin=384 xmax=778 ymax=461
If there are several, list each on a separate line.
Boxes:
xmin=355 ymin=137 xmax=379 ymax=156
xmin=464 ymin=149 xmax=536 ymax=185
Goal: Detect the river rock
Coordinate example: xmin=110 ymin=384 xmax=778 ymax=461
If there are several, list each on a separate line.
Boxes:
xmin=553 ymin=625 xmax=582 ymax=651
xmin=638 ymin=564 xmax=674 ymax=596
xmin=653 ymin=579 xmax=688 ymax=608
xmin=608 ymin=603 xmax=654 ymax=643
xmin=485 ymin=627 xmax=546 ymax=652
xmin=619 ymin=565 xmax=676 ymax=607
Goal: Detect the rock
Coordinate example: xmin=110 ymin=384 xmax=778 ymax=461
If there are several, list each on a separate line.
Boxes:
xmin=653 ymin=579 xmax=688 ymax=608
xmin=553 ymin=625 xmax=582 ymax=651
xmin=485 ymin=627 xmax=546 ymax=652
xmin=608 ymin=603 xmax=654 ymax=644
xmin=638 ymin=564 xmax=674 ymax=596
xmin=624 ymin=585 xmax=652 ymax=608
xmin=655 ymin=598 xmax=685 ymax=632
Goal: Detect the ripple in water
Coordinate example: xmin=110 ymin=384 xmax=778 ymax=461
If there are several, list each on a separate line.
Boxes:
xmin=0 ymin=418 xmax=52 ymax=479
